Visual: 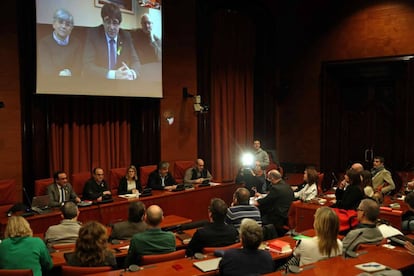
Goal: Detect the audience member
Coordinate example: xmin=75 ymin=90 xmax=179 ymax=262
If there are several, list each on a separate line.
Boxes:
xmin=184 ymin=158 xmax=213 ymax=185
xmin=402 ymin=192 xmax=414 ymax=231
xmin=331 ymin=169 xmax=363 ymax=210
xmin=118 ymin=165 xmax=142 ymax=195
xmin=65 ymin=221 xmax=117 ymax=268
xmin=225 ymin=187 xmax=262 ymax=230
xmin=254 ymin=170 xmax=294 ymax=236
xmin=235 ymin=161 xmax=266 ymax=195
xmin=405 ymin=240 xmax=414 ymax=255
xmin=110 ymin=201 xmax=147 ymax=240
xmin=186 ymin=198 xmax=239 ymax=256
xmin=125 ymin=205 xmax=175 ymax=266
xmin=351 ymin=163 xmax=364 ymax=173
xmin=38 ymin=9 xmax=81 ymax=77
xmin=294 ymin=167 xmax=318 ymax=201
xmin=44 ymin=202 xmax=81 ymax=248
xmin=83 ymin=3 xmax=141 ymax=80
xmin=47 ymin=170 xmax=81 ymax=207
xmin=371 ymin=156 xmax=395 ymax=194
xmin=131 ymin=13 xmax=161 ymax=64
xmin=342 ymin=199 xmax=383 ymax=252
xmin=82 ymin=167 xmax=112 ymax=201
xmin=0 ymin=216 xmax=52 ymax=276
xmin=253 ymin=140 xmax=270 ymax=169
xmin=219 ymin=218 xmax=275 ymax=275
xmin=147 ymin=161 xmax=177 ymax=190
xmin=282 ymin=207 xmax=342 ymax=268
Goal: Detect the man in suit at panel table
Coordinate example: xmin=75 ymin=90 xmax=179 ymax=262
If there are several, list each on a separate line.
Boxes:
xmin=82 ymin=167 xmax=112 ymax=201
xmin=110 ymin=201 xmax=147 ymax=241
xmin=147 ymin=161 xmax=177 ymax=190
xmin=82 ymin=2 xmax=141 ymax=80
xmin=47 ymin=170 xmax=81 ymax=207
xmin=183 ymin=158 xmax=213 ymax=186
xmin=254 ymin=169 xmax=294 ymax=236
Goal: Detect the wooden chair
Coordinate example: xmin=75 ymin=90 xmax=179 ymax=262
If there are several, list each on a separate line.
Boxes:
xmin=71 ymin=172 xmax=91 ymax=196
xmin=202 ymin=242 xmax=242 ymax=254
xmin=34 ymin=178 xmax=53 ymax=196
xmin=140 ymin=249 xmax=186 ymax=265
xmin=173 ymin=161 xmax=194 ymax=183
xmin=108 ymin=167 xmax=126 ymax=194
xmin=139 ymin=165 xmax=157 ymax=188
xmin=61 ymin=265 xmax=112 ymax=276
xmin=0 ymin=269 xmax=33 ymax=275
xmin=317 ymin=173 xmax=324 ymax=195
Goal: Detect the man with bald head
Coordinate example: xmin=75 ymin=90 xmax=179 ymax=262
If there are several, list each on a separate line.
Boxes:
xmin=254 ymin=170 xmax=294 ymax=236
xmin=351 ymin=163 xmax=364 ymax=173
xmin=125 ymin=205 xmax=175 ymax=266
xmin=184 ymin=158 xmax=213 ymax=185
xmin=131 ymin=13 xmax=161 ymax=64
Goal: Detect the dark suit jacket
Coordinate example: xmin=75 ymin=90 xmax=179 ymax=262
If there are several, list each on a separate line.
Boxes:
xmin=46 ymin=183 xmax=79 ymax=208
xmin=147 ymin=170 xmax=176 ymax=190
xmin=110 ymin=220 xmax=147 ymax=240
xmin=83 ymin=25 xmax=141 ymax=78
xmin=82 ymin=178 xmax=110 ymax=200
xmin=117 ymin=177 xmax=143 ymax=194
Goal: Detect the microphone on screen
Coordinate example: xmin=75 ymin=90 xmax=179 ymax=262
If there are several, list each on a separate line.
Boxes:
xmin=343 ymin=231 xmax=364 ymax=258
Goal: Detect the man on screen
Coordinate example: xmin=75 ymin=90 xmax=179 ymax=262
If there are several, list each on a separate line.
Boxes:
xmin=83 ymin=3 xmax=141 ymax=80
xmin=131 ymin=13 xmax=161 ymax=64
xmin=38 ymin=9 xmax=82 ymax=77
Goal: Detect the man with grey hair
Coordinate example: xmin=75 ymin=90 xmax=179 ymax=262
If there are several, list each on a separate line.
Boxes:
xmin=147 ymin=161 xmax=177 ymax=190
xmin=38 ymin=8 xmax=81 ymax=77
xmin=254 ymin=170 xmax=294 ymax=236
xmin=342 ymin=198 xmax=383 ymax=252
xmin=131 ymin=13 xmax=162 ymax=64
xmin=44 ymin=201 xmax=81 ymax=248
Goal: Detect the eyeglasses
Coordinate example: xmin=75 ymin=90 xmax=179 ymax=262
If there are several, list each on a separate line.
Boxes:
xmin=57 ymin=19 xmax=73 ymax=27
xmin=104 ymin=17 xmax=120 ymax=26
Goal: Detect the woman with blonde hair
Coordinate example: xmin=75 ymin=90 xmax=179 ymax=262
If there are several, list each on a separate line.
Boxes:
xmin=0 ymin=216 xmax=52 ymax=276
xmin=294 ymin=206 xmax=342 ymax=265
xmin=65 ymin=221 xmax=117 ymax=268
xmin=118 ymin=165 xmax=142 ymax=195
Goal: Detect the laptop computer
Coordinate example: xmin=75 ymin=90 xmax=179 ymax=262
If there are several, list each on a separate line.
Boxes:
xmin=31 ymin=195 xmax=51 ymax=214
xmin=193 ymin=257 xmax=222 ymax=272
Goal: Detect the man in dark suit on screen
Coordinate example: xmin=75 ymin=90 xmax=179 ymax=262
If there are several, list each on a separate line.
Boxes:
xmin=83 ymin=3 xmax=141 ymax=80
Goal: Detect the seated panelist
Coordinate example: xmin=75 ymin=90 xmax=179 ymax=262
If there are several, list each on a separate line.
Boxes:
xmin=118 ymin=165 xmax=143 ymax=195
xmin=47 ymin=170 xmax=81 ymax=207
xmin=82 ymin=167 xmax=112 ymax=201
xmin=183 ymin=158 xmax=212 ymax=185
xmin=147 ymin=161 xmax=177 ymax=190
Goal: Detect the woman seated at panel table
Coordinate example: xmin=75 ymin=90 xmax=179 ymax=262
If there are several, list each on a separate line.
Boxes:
xmin=0 ymin=216 xmax=53 ymax=276
xmin=278 ymin=207 xmax=343 ymax=269
xmin=118 ymin=165 xmax=143 ymax=195
xmin=331 ymin=169 xmax=364 ymax=210
xmin=65 ymin=221 xmax=117 ymax=269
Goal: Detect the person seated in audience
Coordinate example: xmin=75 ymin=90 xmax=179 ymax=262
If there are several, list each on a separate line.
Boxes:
xmin=186 ymin=198 xmax=239 ymax=257
xmin=65 ymin=221 xmax=117 ymax=268
xmin=47 ymin=170 xmax=81 ymax=207
xmin=225 ymin=187 xmax=262 ymax=230
xmin=125 ymin=205 xmax=175 ymax=266
xmin=280 ymin=207 xmax=342 ymax=268
xmin=117 ymin=165 xmax=142 ymax=195
xmin=183 ymin=158 xmax=213 ymax=185
xmin=361 ymin=170 xmax=383 ymax=204
xmin=371 ymin=156 xmax=395 ymax=195
xmin=405 ymin=239 xmax=414 ymax=254
xmin=351 ymin=162 xmax=364 ymax=173
xmin=235 ymin=161 xmax=266 ymax=195
xmin=147 ymin=161 xmax=177 ymax=190
xmin=293 ymin=167 xmax=318 ymax=202
xmin=254 ymin=169 xmax=294 ymax=236
xmin=44 ymin=201 xmax=81 ymax=248
xmin=402 ymin=192 xmax=414 ymax=231
xmin=253 ymin=140 xmax=270 ymax=169
xmin=219 ymin=218 xmax=275 ymax=275
xmin=342 ymin=199 xmax=383 ymax=252
xmin=110 ymin=201 xmax=147 ymax=240
xmin=82 ymin=167 xmax=112 ymax=201
xmin=0 ymin=216 xmax=53 ymax=276
xmin=331 ymin=169 xmax=363 ymax=210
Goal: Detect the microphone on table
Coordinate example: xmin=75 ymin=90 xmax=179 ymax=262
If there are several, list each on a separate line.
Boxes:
xmin=343 ymin=231 xmax=363 ymax=258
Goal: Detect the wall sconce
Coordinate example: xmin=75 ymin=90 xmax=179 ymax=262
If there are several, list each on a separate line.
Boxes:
xmin=163 ymin=111 xmax=174 ymax=125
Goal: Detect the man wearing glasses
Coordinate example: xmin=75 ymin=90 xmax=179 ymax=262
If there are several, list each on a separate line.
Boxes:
xmin=38 ymin=9 xmax=81 ymax=77
xmin=83 ymin=3 xmax=141 ymax=80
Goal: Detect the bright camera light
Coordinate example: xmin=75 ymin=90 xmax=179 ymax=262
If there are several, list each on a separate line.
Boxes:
xmin=241 ymin=153 xmax=254 ymax=168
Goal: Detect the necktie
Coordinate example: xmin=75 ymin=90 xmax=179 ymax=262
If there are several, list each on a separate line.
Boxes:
xmin=61 ymin=187 xmax=65 ymax=203
xmin=109 ymin=39 xmax=116 ymax=70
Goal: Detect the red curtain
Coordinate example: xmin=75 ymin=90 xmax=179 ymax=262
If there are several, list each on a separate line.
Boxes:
xmin=49 ymin=97 xmax=131 ymax=176
xmin=210 ymin=10 xmax=255 ymax=181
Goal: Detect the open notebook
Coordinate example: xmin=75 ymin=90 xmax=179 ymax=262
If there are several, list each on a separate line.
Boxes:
xmin=193 ymin=257 xmax=222 ymax=272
